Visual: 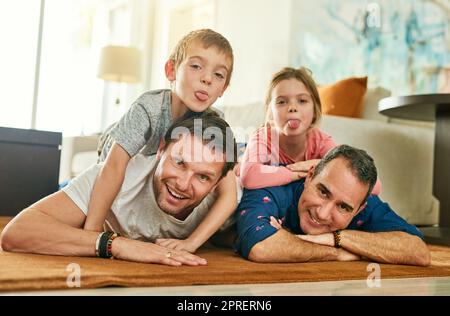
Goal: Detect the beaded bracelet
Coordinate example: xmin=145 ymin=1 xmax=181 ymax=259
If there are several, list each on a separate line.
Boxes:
xmin=333 ymin=230 xmax=342 ymax=248
xmin=106 ymin=233 xmax=120 ymax=259
xmin=96 ymin=232 xmax=120 ymax=259
xmin=97 ymin=232 xmax=113 ymax=258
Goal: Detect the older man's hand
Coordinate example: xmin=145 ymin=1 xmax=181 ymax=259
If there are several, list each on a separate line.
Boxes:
xmin=269 ymin=217 xmax=361 ymax=261
xmin=297 ymin=233 xmax=361 ymax=261
xmin=336 ymin=248 xmax=361 ymax=261
xmin=269 ymin=217 xmax=335 ymax=247
xmin=295 ymin=233 xmax=335 ymax=247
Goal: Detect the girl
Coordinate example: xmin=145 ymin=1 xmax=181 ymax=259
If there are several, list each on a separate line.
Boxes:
xmin=240 ymin=67 xmax=381 ymax=194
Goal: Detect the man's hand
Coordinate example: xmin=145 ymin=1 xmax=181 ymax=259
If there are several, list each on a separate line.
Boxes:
xmin=155 ymin=238 xmax=198 ymax=253
xmin=297 ymin=233 xmax=361 ymax=261
xmin=270 ymin=216 xmax=337 ymax=248
xmin=112 ymin=237 xmax=207 ymax=266
xmin=269 ymin=218 xmax=361 ymax=262
xmin=336 ymin=248 xmax=361 ymax=261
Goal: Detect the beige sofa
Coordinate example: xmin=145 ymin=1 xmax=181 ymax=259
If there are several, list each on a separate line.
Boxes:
xmin=217 ymin=88 xmax=438 ymax=226
xmin=60 ymin=135 xmax=99 ymax=182
xmin=60 ymin=87 xmax=438 ymax=225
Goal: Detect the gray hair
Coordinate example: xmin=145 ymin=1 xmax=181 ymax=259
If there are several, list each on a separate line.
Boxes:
xmin=313 ymin=145 xmax=378 ymax=203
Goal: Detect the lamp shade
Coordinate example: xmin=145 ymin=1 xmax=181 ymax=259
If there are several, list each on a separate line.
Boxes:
xmin=97 ymin=45 xmax=142 ymax=83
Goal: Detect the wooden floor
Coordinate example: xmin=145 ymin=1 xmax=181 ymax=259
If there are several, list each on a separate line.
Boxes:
xmin=2 ymin=217 xmax=450 ymax=296
xmin=3 ymin=276 xmax=450 ymax=296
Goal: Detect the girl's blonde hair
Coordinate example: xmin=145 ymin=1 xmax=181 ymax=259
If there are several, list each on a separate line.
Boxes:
xmin=264 ymin=67 xmax=322 ymax=126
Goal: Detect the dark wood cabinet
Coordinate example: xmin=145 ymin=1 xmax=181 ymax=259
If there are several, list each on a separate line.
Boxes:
xmin=0 ymin=127 xmax=62 ymax=216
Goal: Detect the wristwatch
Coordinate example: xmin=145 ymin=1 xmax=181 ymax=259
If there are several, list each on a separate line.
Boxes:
xmin=333 ymin=230 xmax=342 ymax=248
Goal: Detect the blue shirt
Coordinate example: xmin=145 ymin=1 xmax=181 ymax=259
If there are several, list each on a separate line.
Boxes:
xmin=234 ymin=180 xmax=424 ymax=259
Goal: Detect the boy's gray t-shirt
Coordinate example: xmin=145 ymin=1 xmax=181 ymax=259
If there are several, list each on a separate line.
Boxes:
xmin=98 ymin=89 xmax=173 ymax=161
xmin=98 ymin=89 xmax=225 ymax=162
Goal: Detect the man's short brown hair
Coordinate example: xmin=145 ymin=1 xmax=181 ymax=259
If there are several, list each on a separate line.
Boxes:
xmin=163 ymin=111 xmax=237 ymax=178
xmin=169 ymin=29 xmax=234 ymax=86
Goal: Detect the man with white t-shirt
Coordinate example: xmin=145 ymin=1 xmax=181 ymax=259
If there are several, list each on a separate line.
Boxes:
xmin=1 ymin=113 xmax=237 ymax=266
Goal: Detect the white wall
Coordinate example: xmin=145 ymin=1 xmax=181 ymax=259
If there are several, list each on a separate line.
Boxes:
xmin=215 ymin=0 xmax=292 ymax=106
xmin=147 ymin=0 xmax=292 ymax=106
xmin=148 ymin=0 xmax=216 ymax=91
xmin=148 ymin=0 xmax=172 ymax=90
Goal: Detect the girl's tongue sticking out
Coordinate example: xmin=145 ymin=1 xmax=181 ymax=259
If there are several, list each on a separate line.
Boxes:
xmin=287 ymin=119 xmax=300 ymax=129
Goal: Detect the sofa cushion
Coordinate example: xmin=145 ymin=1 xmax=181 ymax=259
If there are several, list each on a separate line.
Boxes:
xmin=320 ymin=114 xmax=438 ymax=225
xmin=318 ymin=77 xmax=368 ymax=118
xmin=71 ymin=151 xmax=98 ymax=178
xmin=60 ymin=134 xmax=100 ymax=182
xmin=218 ymin=102 xmax=266 ymax=143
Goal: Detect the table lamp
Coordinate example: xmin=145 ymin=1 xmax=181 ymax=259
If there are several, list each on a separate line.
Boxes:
xmin=97 ymin=45 xmax=142 ymax=105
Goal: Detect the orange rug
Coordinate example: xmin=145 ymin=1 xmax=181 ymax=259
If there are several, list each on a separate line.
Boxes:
xmin=1 ymin=217 xmax=450 ymax=292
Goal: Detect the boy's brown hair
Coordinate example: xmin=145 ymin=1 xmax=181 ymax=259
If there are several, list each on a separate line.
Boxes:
xmin=264 ymin=67 xmax=322 ymax=126
xmin=169 ymin=29 xmax=234 ymax=86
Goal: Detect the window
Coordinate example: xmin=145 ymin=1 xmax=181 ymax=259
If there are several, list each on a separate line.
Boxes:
xmin=36 ymin=0 xmax=105 ymax=136
xmin=150 ymin=0 xmax=215 ymax=91
xmin=1 ymin=0 xmax=154 ymax=136
xmin=99 ymin=0 xmax=135 ymax=131
xmin=0 ymin=0 xmax=41 ymax=129
xmin=1 ymin=0 xmax=142 ymax=137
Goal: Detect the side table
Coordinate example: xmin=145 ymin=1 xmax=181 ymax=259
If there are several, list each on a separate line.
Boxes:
xmin=379 ymin=94 xmax=450 ymax=246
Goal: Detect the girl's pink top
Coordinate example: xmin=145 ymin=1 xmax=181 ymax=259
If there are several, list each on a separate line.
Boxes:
xmin=240 ymin=125 xmax=381 ymax=195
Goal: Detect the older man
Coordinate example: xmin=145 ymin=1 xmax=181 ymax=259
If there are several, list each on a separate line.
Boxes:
xmin=235 ymin=145 xmax=430 ymax=266
xmin=1 ymin=113 xmax=237 ymax=266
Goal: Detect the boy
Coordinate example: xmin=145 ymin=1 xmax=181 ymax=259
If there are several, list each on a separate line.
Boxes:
xmin=85 ymin=29 xmax=237 ymax=253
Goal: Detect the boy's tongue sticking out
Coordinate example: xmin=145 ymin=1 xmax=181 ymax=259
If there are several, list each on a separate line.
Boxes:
xmin=195 ymin=91 xmax=209 ymax=102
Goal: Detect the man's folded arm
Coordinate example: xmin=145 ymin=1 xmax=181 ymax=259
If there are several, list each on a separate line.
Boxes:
xmin=0 ymin=192 xmax=100 ymax=256
xmin=339 ymin=196 xmax=431 ymax=266
xmin=338 ymin=230 xmax=430 ymax=266
xmin=247 ymin=229 xmax=338 ymax=263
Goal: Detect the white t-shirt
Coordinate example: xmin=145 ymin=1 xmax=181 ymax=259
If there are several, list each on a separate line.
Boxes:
xmin=62 ymin=154 xmax=217 ymax=241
